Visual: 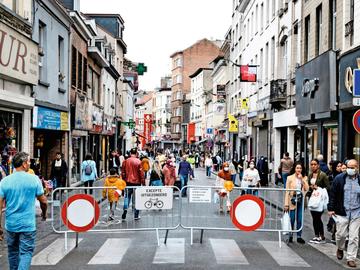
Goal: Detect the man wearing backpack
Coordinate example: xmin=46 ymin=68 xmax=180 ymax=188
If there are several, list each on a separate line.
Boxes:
xmin=81 ymin=153 xmax=97 ymax=195
xmin=121 ymin=148 xmax=145 ymax=221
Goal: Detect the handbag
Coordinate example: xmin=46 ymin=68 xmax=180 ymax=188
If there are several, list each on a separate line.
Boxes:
xmin=291 ymin=192 xmax=303 ymax=205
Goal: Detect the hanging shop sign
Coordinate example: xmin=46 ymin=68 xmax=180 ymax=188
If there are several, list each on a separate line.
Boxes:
xmin=228 ymin=113 xmax=238 ymax=133
xmin=240 ymin=65 xmax=257 ymax=82
xmin=33 ymin=106 xmax=69 ymax=131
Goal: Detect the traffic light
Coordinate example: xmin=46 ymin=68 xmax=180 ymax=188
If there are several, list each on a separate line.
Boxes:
xmin=136 ymin=63 xmax=147 ymax=75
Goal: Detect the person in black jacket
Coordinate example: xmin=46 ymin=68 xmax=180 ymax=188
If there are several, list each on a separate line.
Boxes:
xmin=109 ymin=150 xmax=120 ymax=174
xmin=50 ymin=152 xmax=68 ymax=188
xmin=328 ymin=159 xmax=360 ymax=268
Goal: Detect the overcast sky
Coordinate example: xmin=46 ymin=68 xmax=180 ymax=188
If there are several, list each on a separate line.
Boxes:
xmin=81 ymin=0 xmax=232 ymax=91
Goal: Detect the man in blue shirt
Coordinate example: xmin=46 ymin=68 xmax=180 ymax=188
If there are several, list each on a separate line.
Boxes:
xmin=0 ymin=152 xmax=47 ymax=270
xmin=328 ymin=159 xmax=360 ymax=268
xmin=178 ymin=155 xmax=192 ymax=197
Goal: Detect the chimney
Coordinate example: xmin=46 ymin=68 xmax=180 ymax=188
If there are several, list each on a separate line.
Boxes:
xmin=58 ymin=0 xmax=80 ymax=11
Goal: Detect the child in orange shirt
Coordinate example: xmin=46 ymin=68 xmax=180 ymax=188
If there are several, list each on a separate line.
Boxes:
xmin=102 ymin=168 xmax=122 ymax=221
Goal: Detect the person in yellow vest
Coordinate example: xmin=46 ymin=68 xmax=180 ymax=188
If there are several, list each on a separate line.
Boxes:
xmin=187 ymin=154 xmax=195 ymax=179
xmin=102 ymin=168 xmax=122 ymax=221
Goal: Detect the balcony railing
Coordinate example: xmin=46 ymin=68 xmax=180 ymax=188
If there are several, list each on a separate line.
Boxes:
xmin=269 ymin=79 xmax=287 ymax=103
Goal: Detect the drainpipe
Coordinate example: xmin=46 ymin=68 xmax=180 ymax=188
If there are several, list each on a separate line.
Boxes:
xmin=114 ymin=78 xmax=119 ymax=151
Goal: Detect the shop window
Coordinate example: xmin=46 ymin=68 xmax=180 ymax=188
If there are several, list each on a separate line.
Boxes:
xmin=307 ymin=128 xmax=318 ymax=165
xmin=0 ymin=111 xmax=22 ymax=160
xmin=327 ymin=127 xmax=338 ymax=161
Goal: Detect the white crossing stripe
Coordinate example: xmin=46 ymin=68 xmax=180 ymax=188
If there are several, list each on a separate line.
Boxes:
xmin=309 ymin=242 xmax=360 ymax=268
xmin=209 ymin=238 xmax=249 ymax=265
xmin=153 ymin=238 xmax=185 ymax=264
xmin=259 ymin=241 xmax=310 ymax=267
xmin=88 ymin=238 xmax=131 ymax=265
xmin=31 ymin=238 xmax=83 ymax=265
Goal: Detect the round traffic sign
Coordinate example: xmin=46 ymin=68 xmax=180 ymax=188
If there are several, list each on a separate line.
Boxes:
xmin=353 ymin=109 xmax=360 ymax=134
xmin=61 ymin=194 xmax=100 ymax=232
xmin=230 ymin=195 xmax=265 ymax=231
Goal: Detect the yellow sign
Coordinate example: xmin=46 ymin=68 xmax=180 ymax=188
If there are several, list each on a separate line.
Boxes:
xmin=228 ymin=113 xmax=238 ymax=133
xmin=60 ymin=112 xmax=69 ymax=131
xmin=241 ymin=98 xmax=249 ymax=110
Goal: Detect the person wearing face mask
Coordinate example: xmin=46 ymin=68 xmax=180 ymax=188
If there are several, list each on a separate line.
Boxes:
xmin=242 ymin=161 xmax=261 ymax=195
xmin=216 ymin=163 xmax=232 ymax=213
xmin=50 ymin=152 xmax=68 ymax=189
xmin=328 ymin=159 xmax=360 ymax=268
xmin=284 ymin=162 xmax=309 ymax=244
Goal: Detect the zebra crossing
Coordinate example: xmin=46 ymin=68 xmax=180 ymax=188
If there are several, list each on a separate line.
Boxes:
xmin=28 ymin=236 xmax=352 ymax=268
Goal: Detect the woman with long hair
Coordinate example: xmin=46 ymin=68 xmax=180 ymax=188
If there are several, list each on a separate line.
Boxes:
xmin=284 ymin=162 xmax=309 ymax=244
xmin=150 ymin=160 xmax=163 ymax=186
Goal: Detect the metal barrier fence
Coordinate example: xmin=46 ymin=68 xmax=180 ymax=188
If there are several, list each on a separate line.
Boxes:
xmin=51 ymin=185 xmax=181 ymax=247
xmin=52 ymin=184 xmax=303 ymax=249
xmin=180 ymin=185 xmax=304 ymax=247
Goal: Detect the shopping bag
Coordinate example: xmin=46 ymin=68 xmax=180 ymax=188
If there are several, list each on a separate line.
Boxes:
xmin=35 ymin=199 xmax=42 ymax=217
xmin=213 ymin=192 xmax=219 ymax=204
xmin=281 ymin=212 xmax=291 ymax=235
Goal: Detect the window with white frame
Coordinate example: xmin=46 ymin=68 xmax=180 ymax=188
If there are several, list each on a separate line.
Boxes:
xmin=261 ymin=3 xmax=264 ymax=31
xmin=265 ymin=42 xmax=269 ymax=83
xmin=38 ymin=20 xmax=47 ymax=81
xmin=266 ymin=0 xmax=269 ymax=25
xmin=176 ymin=74 xmax=182 ymax=84
xmin=272 ymin=0 xmax=276 ymax=17
xmin=271 ymin=36 xmax=275 ymax=79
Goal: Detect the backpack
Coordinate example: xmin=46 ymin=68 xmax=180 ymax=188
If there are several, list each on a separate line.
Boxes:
xmin=84 ymin=161 xmax=92 ymax=176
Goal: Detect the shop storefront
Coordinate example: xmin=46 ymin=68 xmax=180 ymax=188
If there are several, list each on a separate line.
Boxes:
xmin=32 ymin=106 xmax=69 ymax=179
xmin=338 ymin=46 xmax=360 ymax=163
xmin=0 ymin=20 xmax=38 ymax=158
xmin=296 ymin=50 xmax=338 ymax=168
xmin=70 ymin=94 xmax=90 ymax=182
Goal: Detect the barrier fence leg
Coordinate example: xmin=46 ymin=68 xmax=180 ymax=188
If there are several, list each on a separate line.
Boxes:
xmin=190 ymin=228 xmax=193 ymax=246
xmin=278 ymin=231 xmax=282 ymax=248
xmin=164 ymin=229 xmax=169 ymax=244
xmin=200 ymin=229 xmax=204 ymax=244
xmin=75 ymin=232 xmax=79 ymax=248
xmin=156 ymin=228 xmax=160 ymax=247
xmin=64 ymin=232 xmax=68 ymax=251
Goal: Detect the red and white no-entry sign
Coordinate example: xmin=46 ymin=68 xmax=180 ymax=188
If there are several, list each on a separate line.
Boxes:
xmin=230 ymin=195 xmax=265 ymax=231
xmin=61 ymin=194 xmax=100 ymax=232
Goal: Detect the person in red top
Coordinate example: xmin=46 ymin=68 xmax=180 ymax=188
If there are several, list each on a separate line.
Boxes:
xmin=162 ymin=159 xmax=176 ymax=186
xmin=121 ymin=148 xmax=144 ymax=221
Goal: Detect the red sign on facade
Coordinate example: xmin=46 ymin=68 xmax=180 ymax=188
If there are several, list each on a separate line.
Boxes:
xmin=240 ymin=65 xmax=257 ymax=82
xmin=187 ymin=123 xmax=195 ymax=144
xmin=143 ymin=114 xmax=152 ymax=145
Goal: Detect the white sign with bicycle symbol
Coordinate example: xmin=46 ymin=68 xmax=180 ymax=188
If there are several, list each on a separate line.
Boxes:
xmin=135 ymin=187 xmax=173 ymax=210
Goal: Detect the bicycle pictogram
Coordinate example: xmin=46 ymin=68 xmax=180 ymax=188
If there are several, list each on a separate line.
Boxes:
xmin=144 ymin=198 xmax=164 ymax=209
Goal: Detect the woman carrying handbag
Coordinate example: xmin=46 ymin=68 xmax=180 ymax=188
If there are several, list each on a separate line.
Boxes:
xmin=284 ymin=162 xmax=309 ymax=244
